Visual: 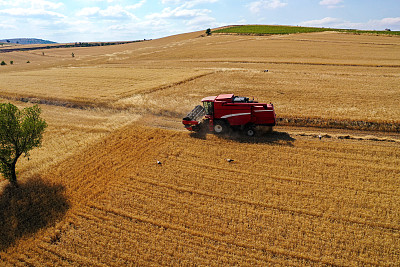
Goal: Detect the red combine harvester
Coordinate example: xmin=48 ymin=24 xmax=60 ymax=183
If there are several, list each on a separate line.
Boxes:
xmin=182 ymin=94 xmax=276 ymax=136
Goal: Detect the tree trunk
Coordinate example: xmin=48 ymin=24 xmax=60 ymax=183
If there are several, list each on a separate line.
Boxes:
xmin=9 ymin=162 xmax=18 ymax=188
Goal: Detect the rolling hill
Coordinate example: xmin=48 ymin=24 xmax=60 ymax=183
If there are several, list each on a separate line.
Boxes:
xmin=0 ymin=38 xmax=56 ymax=45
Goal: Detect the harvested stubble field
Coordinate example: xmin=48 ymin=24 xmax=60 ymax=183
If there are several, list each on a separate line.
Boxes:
xmin=1 ymin=29 xmax=400 ymax=265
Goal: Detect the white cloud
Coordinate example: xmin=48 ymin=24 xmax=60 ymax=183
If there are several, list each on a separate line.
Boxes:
xmin=319 ymin=0 xmax=344 ymax=9
xmin=105 ymin=19 xmax=173 ymax=40
xmin=100 ymin=5 xmax=135 ymax=18
xmin=76 ymin=5 xmax=138 ymax=20
xmin=360 ymin=17 xmax=400 ymax=30
xmin=0 ymin=0 xmax=63 ymax=9
xmin=161 ymin=0 xmax=218 ymax=8
xmin=248 ymin=0 xmax=287 ymax=13
xmin=31 ymin=0 xmax=64 ymax=10
xmin=144 ymin=3 xmax=218 ymax=36
xmin=301 ymin=17 xmax=341 ymax=27
xmin=77 ymin=7 xmax=101 ymax=17
xmin=319 ymin=0 xmax=342 ymax=5
xmin=127 ymin=0 xmax=146 ymax=10
xmin=185 ymin=14 xmax=216 ymax=27
xmin=0 ymin=23 xmax=17 ymax=30
xmin=237 ymin=18 xmax=247 ymax=24
xmin=146 ymin=6 xmax=211 ymax=19
xmin=0 ymin=0 xmax=65 ymax=20
xmin=300 ymin=17 xmax=400 ymax=31
xmin=0 ymin=7 xmax=65 ymax=18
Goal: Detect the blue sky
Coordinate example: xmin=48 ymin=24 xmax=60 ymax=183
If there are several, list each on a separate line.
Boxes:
xmin=0 ymin=0 xmax=399 ymax=43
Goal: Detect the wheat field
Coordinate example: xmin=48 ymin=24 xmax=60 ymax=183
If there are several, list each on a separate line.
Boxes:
xmin=2 ymin=125 xmax=400 ymax=266
xmin=0 ymin=30 xmax=400 ymax=265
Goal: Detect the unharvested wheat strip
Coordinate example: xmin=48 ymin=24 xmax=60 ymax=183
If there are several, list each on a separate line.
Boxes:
xmin=83 ymin=204 xmax=306 ymax=264
xmin=125 ymin=173 xmax=323 ymax=216
xmin=87 ymin=192 xmax=344 ymax=258
xmin=172 ymin=156 xmax=400 ymax=197
xmin=88 ymin=203 xmax=347 ymax=265
xmin=305 ymin=148 xmax=400 ymax=167
xmin=73 ymin=207 xmax=160 ymax=235
xmin=62 ymin=234 xmax=142 ymax=267
xmin=73 ymin=205 xmax=192 ymax=240
xmin=247 ymin=154 xmax=400 ymax=180
xmin=124 ymin=174 xmax=400 ymax=234
xmin=37 ymin=241 xmax=108 ymax=267
xmin=67 ymin=220 xmax=238 ymax=266
xmin=107 ymin=178 xmax=232 ymax=209
xmin=182 ymin=143 xmax=399 ymax=177
xmin=72 ymin=209 xmax=132 ymax=232
xmin=15 ymin=243 xmax=67 ymax=266
xmin=27 ymin=246 xmax=74 ymax=266
xmin=127 ymin=175 xmax=339 ymax=227
xmin=71 ymin=208 xmax=268 ymax=265
xmin=0 ymin=255 xmax=30 ymax=267
xmin=99 ymin=193 xmax=235 ymax=236
xmin=107 ymin=178 xmax=305 ymax=226
xmin=43 ymin=227 xmax=144 ymax=265
xmin=112 ymin=175 xmax=306 ymax=222
xmin=156 ymin=163 xmax=341 ymax=204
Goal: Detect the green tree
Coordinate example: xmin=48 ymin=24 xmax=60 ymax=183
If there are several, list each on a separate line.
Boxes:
xmin=1 ymin=61 xmax=6 ymax=66
xmin=0 ymin=103 xmax=47 ymax=187
xmin=206 ymin=28 xmax=211 ymax=36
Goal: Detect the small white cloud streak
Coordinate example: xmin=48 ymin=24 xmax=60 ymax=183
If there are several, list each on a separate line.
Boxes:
xmin=0 ymin=7 xmax=65 ymax=18
xmin=161 ymin=0 xmax=218 ymax=8
xmin=319 ymin=0 xmax=344 ymax=9
xmin=127 ymin=0 xmax=146 ymax=10
xmin=76 ymin=7 xmax=101 ymax=17
xmin=0 ymin=0 xmax=63 ymax=9
xmin=0 ymin=23 xmax=17 ymax=30
xmin=248 ymin=0 xmax=287 ymax=13
xmin=146 ymin=6 xmax=211 ymax=20
xmin=300 ymin=16 xmax=400 ymax=31
xmin=301 ymin=17 xmax=341 ymax=26
xmin=319 ymin=0 xmax=343 ymax=5
xmin=76 ymin=5 xmax=138 ymax=20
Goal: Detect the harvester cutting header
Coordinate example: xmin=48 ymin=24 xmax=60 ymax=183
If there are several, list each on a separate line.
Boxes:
xmin=182 ymin=94 xmax=276 ymax=136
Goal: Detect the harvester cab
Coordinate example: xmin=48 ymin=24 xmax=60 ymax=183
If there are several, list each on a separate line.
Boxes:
xmin=182 ymin=94 xmax=276 ymax=136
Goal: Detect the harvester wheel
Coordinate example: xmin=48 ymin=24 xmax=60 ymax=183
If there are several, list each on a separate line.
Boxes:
xmin=245 ymin=127 xmax=256 ymax=137
xmin=214 ymin=121 xmax=227 ymax=134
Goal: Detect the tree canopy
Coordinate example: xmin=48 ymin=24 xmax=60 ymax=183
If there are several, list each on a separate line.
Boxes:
xmin=0 ymin=103 xmax=47 ymax=187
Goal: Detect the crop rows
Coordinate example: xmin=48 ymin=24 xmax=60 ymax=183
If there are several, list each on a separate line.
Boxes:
xmin=213 ymin=25 xmax=400 ymax=36
xmin=2 ymin=125 xmax=399 ymax=265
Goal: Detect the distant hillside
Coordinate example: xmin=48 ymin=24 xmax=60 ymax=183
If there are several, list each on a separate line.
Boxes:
xmin=0 ymin=38 xmax=57 ymax=45
xmin=213 ymin=25 xmax=400 ymax=36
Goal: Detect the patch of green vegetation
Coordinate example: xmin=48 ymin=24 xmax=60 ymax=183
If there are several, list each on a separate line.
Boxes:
xmin=213 ymin=25 xmax=400 ymax=36
xmin=342 ymin=29 xmax=400 ymax=35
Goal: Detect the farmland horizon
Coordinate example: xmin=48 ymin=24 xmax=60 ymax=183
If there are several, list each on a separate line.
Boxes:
xmin=1 ymin=24 xmax=400 ymax=44
xmin=1 ymin=0 xmax=399 ymax=43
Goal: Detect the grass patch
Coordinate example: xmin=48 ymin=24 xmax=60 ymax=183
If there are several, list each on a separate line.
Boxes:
xmin=213 ymin=25 xmax=400 ymax=36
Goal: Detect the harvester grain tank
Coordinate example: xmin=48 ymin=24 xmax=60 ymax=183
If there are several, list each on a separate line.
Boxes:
xmin=182 ymin=94 xmax=276 ymax=136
